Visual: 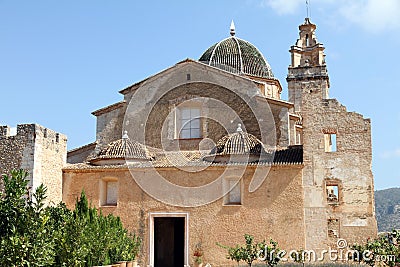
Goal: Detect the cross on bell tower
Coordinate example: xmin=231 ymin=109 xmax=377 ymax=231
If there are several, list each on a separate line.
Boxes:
xmin=290 ymin=18 xmax=326 ymax=67
xmin=287 ymin=18 xmax=330 ymax=113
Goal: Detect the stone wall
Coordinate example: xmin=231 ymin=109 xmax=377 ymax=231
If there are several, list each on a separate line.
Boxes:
xmin=287 ymin=18 xmax=377 ymax=251
xmin=0 ymin=124 xmax=67 ymax=203
xmin=67 ymin=142 xmax=96 ymax=164
xmin=93 ymin=61 xmax=291 ymax=151
xmin=0 ymin=124 xmax=36 ymax=187
xmin=94 ymin=104 xmax=126 ymax=151
xmin=295 ymin=80 xmax=377 ymax=250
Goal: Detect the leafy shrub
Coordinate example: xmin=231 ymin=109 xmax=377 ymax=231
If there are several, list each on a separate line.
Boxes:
xmin=351 ymin=230 xmax=399 ymax=267
xmin=0 ymin=169 xmax=55 ymax=266
xmin=218 ymin=234 xmax=281 ymax=267
xmin=0 ymin=169 xmax=141 ymax=267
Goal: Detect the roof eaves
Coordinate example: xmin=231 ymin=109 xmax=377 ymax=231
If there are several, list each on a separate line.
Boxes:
xmin=67 ymin=141 xmax=97 ymax=154
xmin=256 ymin=95 xmax=294 ymax=108
xmin=92 ymin=101 xmax=126 ymax=117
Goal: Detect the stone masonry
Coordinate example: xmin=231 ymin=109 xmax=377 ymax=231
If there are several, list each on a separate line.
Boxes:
xmin=0 ymin=124 xmax=67 ymax=203
xmin=287 ymin=18 xmax=377 ymax=250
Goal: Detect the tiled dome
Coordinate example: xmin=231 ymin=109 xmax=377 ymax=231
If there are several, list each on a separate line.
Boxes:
xmin=212 ymin=125 xmax=266 ymax=156
xmin=204 ymin=124 xmax=269 ymax=163
xmin=199 ymin=21 xmax=274 ymax=79
xmin=90 ymin=131 xmax=152 ymax=165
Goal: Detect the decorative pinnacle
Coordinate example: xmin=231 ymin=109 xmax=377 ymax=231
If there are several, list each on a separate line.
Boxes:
xmin=122 ymin=130 xmax=129 ymax=139
xmin=236 ymin=123 xmax=243 ymax=132
xmin=230 ymin=20 xmax=236 ymax=36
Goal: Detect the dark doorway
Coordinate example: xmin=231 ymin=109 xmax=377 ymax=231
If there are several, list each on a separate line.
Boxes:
xmin=154 ymin=217 xmax=185 ymax=267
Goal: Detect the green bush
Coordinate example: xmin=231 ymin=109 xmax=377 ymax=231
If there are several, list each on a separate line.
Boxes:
xmin=0 ymin=169 xmax=141 ymax=267
xmin=351 ymin=230 xmax=399 ymax=267
xmin=0 ymin=169 xmax=55 ymax=266
xmin=218 ymin=234 xmax=281 ymax=267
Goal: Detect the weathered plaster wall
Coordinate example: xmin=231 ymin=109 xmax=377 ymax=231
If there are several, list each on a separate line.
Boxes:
xmin=95 ymin=106 xmax=126 ymax=149
xmin=63 ymin=165 xmax=304 ymax=266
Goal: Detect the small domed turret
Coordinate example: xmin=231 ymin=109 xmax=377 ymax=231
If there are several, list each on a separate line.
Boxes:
xmin=90 ymin=131 xmax=152 ymax=166
xmin=204 ymin=124 xmax=270 ymax=163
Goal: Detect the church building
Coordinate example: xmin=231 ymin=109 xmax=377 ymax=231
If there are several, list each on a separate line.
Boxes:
xmin=1 ymin=18 xmax=377 ymax=267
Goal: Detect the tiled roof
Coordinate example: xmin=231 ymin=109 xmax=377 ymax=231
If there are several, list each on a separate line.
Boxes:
xmin=65 ymin=146 xmax=303 ymax=170
xmin=199 ymin=36 xmax=274 ymax=79
xmin=273 ymin=145 xmax=303 ymax=164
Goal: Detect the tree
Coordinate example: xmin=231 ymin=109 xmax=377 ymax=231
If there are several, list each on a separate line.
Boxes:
xmin=241 ymin=234 xmax=260 ymax=267
xmin=0 ymin=169 xmax=142 ymax=267
xmin=0 ymin=169 xmax=55 ymax=266
xmin=351 ymin=230 xmax=400 ymax=267
xmin=258 ymin=239 xmax=281 ymax=267
xmin=218 ymin=234 xmax=280 ymax=267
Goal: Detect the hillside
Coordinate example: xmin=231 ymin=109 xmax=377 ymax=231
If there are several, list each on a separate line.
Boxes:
xmin=375 ymin=187 xmax=400 ymax=232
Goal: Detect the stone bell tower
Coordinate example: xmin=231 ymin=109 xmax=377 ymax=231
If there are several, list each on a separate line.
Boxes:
xmin=287 ymin=18 xmax=330 ymax=113
xmin=287 ymin=18 xmax=378 ymax=251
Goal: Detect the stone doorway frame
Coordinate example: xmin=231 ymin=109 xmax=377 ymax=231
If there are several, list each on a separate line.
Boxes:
xmin=149 ymin=212 xmax=189 ymax=267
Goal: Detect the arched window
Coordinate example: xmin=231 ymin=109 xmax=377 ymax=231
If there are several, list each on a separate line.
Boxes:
xmin=178 ymin=107 xmax=201 ymax=139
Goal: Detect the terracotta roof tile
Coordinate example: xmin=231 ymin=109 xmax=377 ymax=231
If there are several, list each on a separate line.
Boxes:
xmin=65 ymin=146 xmax=303 ymax=170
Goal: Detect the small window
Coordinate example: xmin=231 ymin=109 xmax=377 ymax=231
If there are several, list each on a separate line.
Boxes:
xmin=224 ymin=179 xmax=241 ymax=205
xmin=178 ymin=107 xmax=201 ymax=139
xmin=106 ymin=181 xmax=118 ymax=205
xmin=295 ymin=128 xmax=302 ymax=145
xmin=324 ymin=133 xmax=337 ymax=152
xmin=327 ymin=218 xmax=340 ymax=238
xmin=100 ymin=180 xmax=118 ymax=206
xmin=326 ymin=185 xmax=339 ymax=204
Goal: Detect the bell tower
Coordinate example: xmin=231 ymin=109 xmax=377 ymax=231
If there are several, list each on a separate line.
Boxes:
xmin=287 ymin=18 xmax=378 ymax=252
xmin=287 ymin=18 xmax=330 ymax=113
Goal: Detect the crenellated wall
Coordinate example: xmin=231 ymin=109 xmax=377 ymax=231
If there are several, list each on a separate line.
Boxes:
xmin=0 ymin=124 xmax=67 ymax=203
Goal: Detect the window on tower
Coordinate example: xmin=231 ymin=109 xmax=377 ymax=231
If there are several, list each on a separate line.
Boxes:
xmin=324 ymin=133 xmax=337 ymax=152
xmin=325 ymin=179 xmax=341 ymax=206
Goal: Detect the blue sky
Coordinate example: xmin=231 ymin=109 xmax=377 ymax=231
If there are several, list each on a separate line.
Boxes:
xmin=0 ymin=0 xmax=399 ymax=190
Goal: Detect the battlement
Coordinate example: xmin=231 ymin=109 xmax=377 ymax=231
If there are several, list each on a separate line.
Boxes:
xmin=0 ymin=123 xmax=67 ymax=203
xmin=0 ymin=124 xmax=67 ymax=145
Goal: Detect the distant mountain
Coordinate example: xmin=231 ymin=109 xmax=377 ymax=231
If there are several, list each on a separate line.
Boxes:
xmin=375 ymin=187 xmax=400 ymax=232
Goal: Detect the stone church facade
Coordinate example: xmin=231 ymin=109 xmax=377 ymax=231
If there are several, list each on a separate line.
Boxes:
xmin=1 ymin=19 xmax=377 ymax=266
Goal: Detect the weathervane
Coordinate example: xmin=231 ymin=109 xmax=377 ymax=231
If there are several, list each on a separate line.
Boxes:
xmin=306 ymin=0 xmax=311 ymax=18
